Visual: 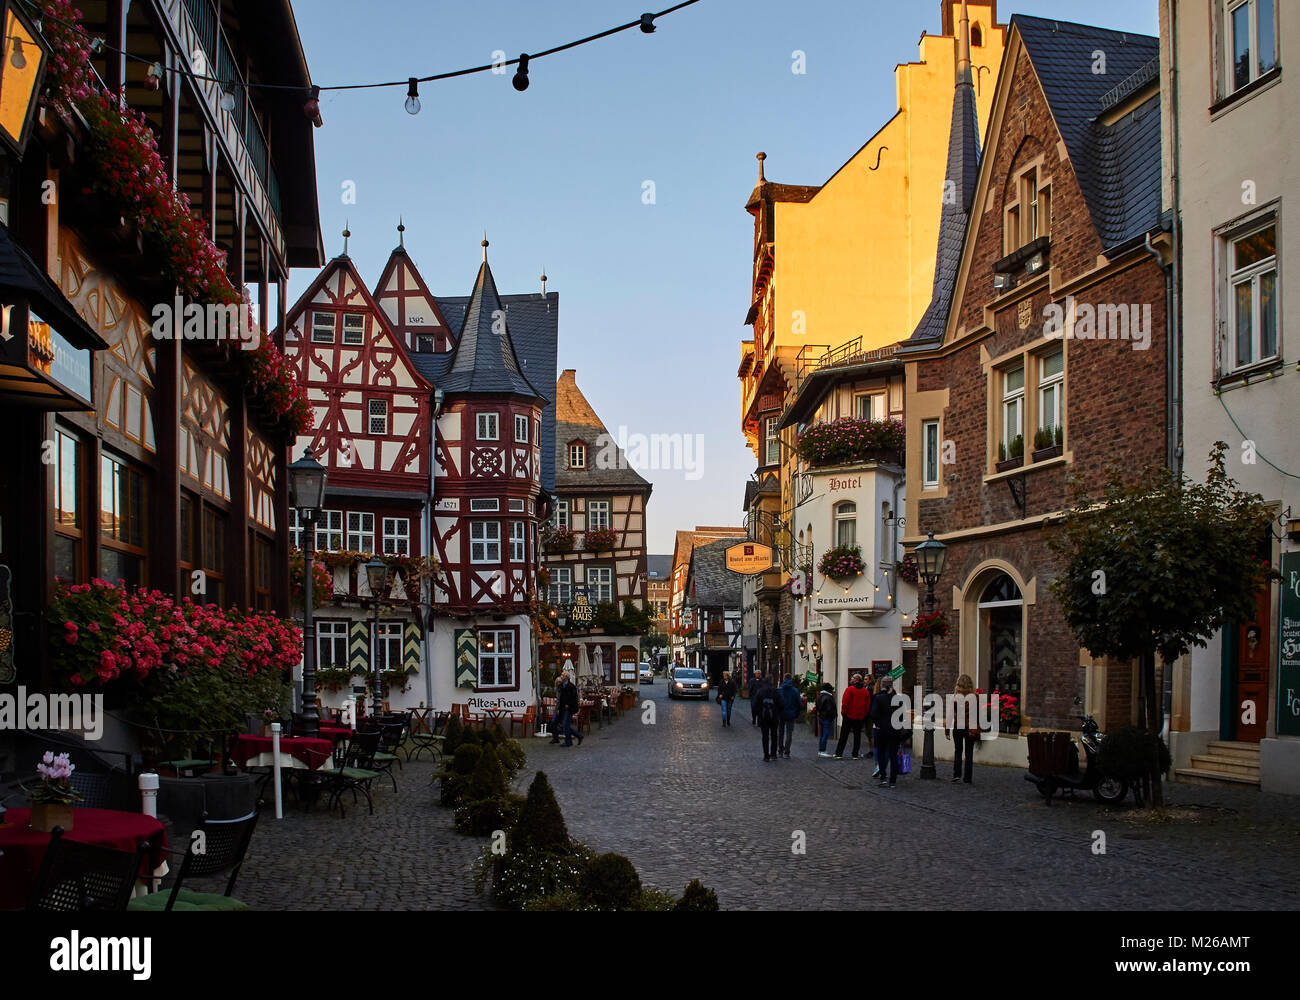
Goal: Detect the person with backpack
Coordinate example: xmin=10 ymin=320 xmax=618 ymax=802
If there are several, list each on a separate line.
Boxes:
xmin=749 ymin=670 xmax=764 ymax=726
xmin=815 ymin=682 xmax=837 ymax=756
xmin=870 ymin=675 xmax=905 ymax=787
xmin=752 ymin=673 xmax=780 ymax=761
xmin=718 ymin=671 xmax=737 ymax=727
xmin=777 ymin=674 xmax=801 ymax=758
xmin=832 ymin=673 xmax=871 ymax=759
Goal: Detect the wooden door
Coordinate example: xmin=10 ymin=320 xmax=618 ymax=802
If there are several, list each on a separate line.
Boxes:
xmin=1234 ymin=586 xmax=1270 ymax=742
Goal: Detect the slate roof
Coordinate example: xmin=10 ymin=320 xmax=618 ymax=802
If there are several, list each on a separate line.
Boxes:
xmin=647 ymin=554 xmax=672 ymax=579
xmin=688 ymin=538 xmax=743 ymax=609
xmin=1014 ymin=15 xmax=1161 ymax=249
xmin=553 ymin=369 xmax=651 ymax=491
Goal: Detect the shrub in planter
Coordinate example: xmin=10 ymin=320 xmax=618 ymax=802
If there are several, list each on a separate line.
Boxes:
xmin=512 ymin=771 xmax=569 ymax=852
xmin=486 ymin=843 xmax=595 ymax=910
xmin=1096 ymin=726 xmax=1172 ymax=782
xmin=442 ymin=715 xmax=466 ymax=755
xmin=495 ymin=738 xmax=527 ymax=779
xmin=581 ymin=853 xmax=642 ymax=910
xmin=435 ymin=742 xmax=483 ymax=807
xmin=675 ymin=879 xmax=720 ymax=911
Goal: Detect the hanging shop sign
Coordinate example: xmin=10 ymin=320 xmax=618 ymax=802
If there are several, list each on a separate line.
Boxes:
xmin=725 ymin=541 xmax=775 ymax=574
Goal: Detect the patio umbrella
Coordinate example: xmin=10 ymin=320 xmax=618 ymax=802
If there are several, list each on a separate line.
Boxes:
xmin=592 ymin=646 xmax=604 ymax=683
xmin=577 ymin=644 xmax=590 ymax=679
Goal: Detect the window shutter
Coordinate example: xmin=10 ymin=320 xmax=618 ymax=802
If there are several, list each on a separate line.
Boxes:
xmin=404 ymin=621 xmax=421 ymax=674
xmin=349 ymin=621 xmax=369 ymax=675
xmin=454 ymin=628 xmax=478 ymax=688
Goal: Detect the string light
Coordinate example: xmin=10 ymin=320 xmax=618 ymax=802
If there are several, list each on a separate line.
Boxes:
xmin=144 ymin=61 xmax=162 ymax=92
xmin=640 ymin=13 xmax=657 ymax=33
xmin=511 ymin=53 xmax=530 ymax=92
xmin=219 ymin=80 xmax=237 ymax=112
xmin=404 ymin=77 xmax=421 ymax=115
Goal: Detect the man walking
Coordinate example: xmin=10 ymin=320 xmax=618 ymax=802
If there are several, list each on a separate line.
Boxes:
xmin=752 ymin=672 xmax=780 ymax=761
xmin=870 ymin=675 xmax=905 ymax=787
xmin=833 ymin=672 xmax=871 ymax=759
xmin=749 ymin=670 xmax=764 ymax=726
xmin=549 ymin=670 xmax=584 ymax=747
xmin=777 ymin=673 xmax=801 ymax=759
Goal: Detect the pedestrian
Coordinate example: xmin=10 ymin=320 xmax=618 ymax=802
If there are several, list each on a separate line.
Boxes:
xmin=832 ymin=672 xmax=871 ymax=759
xmin=549 ymin=670 xmax=584 ymax=747
xmin=750 ymin=670 xmax=764 ymax=726
xmin=815 ymin=683 xmax=837 ymax=756
xmin=870 ymin=675 xmax=905 ymax=788
xmin=752 ymin=672 xmax=780 ymax=761
xmin=945 ymin=673 xmax=979 ymax=783
xmin=776 ymin=673 xmax=801 ymax=758
xmin=718 ymin=671 xmax=737 ymax=727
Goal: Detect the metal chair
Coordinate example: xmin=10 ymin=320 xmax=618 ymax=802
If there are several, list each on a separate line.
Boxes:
xmin=319 ymin=731 xmax=381 ymax=818
xmin=126 ymin=811 xmax=258 ymax=911
xmin=68 ymin=771 xmax=112 ymax=809
xmin=371 ymin=721 xmax=406 ymax=792
xmin=29 ymin=827 xmax=148 ymax=912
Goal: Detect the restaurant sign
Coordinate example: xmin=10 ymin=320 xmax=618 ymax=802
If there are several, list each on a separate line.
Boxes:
xmin=705 ymin=631 xmax=730 ymax=648
xmin=568 ymin=589 xmax=596 ymax=629
xmin=726 ymin=541 xmax=775 ymax=574
xmin=1279 ymin=552 xmax=1300 ymax=737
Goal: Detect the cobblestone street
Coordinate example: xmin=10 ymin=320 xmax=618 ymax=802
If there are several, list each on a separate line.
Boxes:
xmin=236 ymin=685 xmax=1300 ymax=910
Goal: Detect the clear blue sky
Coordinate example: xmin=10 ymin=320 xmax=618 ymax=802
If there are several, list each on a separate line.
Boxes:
xmin=291 ymin=0 xmax=1161 ymax=553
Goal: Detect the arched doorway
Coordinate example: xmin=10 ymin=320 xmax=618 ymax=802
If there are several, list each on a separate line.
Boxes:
xmin=974 ymin=573 xmax=1023 ymax=730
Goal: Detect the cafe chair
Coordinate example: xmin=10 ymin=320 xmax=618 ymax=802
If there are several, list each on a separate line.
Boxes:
xmin=126 ymin=811 xmax=258 ymax=912
xmin=29 ymin=827 xmax=149 ymax=912
xmin=68 ymin=771 xmax=113 ymax=809
xmin=509 ymin=706 xmax=536 ymax=739
xmin=316 ymin=731 xmax=382 ymax=818
xmin=371 ymin=721 xmax=407 ymax=792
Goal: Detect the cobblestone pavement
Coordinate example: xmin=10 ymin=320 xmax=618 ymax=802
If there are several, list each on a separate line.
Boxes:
xmin=231 ymin=684 xmax=1300 ymax=910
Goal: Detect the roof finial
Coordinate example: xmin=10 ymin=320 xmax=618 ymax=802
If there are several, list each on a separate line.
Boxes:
xmin=481 ymin=233 xmax=489 ymax=263
xmin=540 ymin=266 xmax=547 ymax=296
xmin=397 ymin=216 xmax=405 ymax=248
xmin=756 ymin=151 xmax=766 ymax=181
xmin=342 ymin=220 xmax=351 ymax=256
xmin=956 ymin=0 xmax=972 ymax=85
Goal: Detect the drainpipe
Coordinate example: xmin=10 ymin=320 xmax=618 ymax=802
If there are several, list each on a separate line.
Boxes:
xmin=424 ymin=389 xmax=446 ymax=708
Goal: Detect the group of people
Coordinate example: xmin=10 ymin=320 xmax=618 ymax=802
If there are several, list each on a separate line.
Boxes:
xmin=742 ymin=670 xmax=806 ymax=761
xmin=547 ymin=668 xmax=584 ymax=748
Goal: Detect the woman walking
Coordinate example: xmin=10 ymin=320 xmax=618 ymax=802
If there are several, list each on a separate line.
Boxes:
xmin=718 ymin=672 xmax=737 ymax=727
xmin=815 ymin=682 xmax=837 ymax=757
xmin=945 ymin=673 xmax=979 ymax=783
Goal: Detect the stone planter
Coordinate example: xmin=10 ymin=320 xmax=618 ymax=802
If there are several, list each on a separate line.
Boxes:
xmin=29 ymin=802 xmax=75 ymax=833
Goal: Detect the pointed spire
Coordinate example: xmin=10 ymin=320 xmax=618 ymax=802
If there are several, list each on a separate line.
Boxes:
xmin=956 ymin=1 xmax=972 ymax=85
xmin=756 ymin=151 xmax=766 ymax=181
xmin=540 ymin=266 xmax=547 ymax=296
xmin=397 ymin=217 xmax=405 ymax=248
xmin=342 ymin=221 xmax=351 ymax=257
xmin=482 ymin=234 xmax=489 ymax=263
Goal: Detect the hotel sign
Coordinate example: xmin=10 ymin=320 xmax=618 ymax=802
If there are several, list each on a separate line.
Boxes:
xmin=725 ymin=541 xmax=775 ymax=574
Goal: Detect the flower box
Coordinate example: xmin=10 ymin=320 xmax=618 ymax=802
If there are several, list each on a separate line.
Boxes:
xmin=818 ymin=544 xmax=865 ymax=581
xmin=796 ymin=418 xmax=906 ymax=468
xmin=995 ymin=456 xmax=1024 ymax=473
xmin=1031 ymin=445 xmax=1062 ymax=462
xmin=29 ymin=802 xmax=75 ymax=833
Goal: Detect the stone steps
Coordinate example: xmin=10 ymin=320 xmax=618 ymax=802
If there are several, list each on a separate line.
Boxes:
xmin=1176 ymin=741 xmax=1260 ymax=787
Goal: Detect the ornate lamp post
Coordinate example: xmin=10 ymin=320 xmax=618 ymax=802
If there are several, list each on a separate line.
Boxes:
xmin=288 ymin=447 xmax=328 ymax=733
xmin=364 ymin=557 xmax=390 ymax=721
xmin=914 ymin=531 xmax=948 ymax=780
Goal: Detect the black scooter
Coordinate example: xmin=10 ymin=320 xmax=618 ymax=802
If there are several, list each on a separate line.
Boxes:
xmin=1025 ymin=713 xmax=1128 ymax=805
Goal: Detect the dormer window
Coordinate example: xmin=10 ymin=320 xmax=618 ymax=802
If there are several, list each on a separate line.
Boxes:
xmin=415 ymin=334 xmax=435 ymax=353
xmin=342 ymin=313 xmax=365 ymax=345
xmin=971 ymin=23 xmax=983 ymax=47
xmin=1005 ymin=165 xmax=1051 ymax=255
xmin=570 ymin=443 xmax=587 ymax=469
xmin=311 ymin=312 xmax=335 ymax=343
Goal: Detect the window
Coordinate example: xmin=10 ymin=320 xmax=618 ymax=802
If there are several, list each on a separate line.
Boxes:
xmin=478 ymin=629 xmax=515 ymax=688
xmin=510 ymin=521 xmax=526 ymax=561
xmin=100 ymin=453 xmax=146 ymax=587
xmin=1226 ymin=0 xmax=1277 ymax=95
xmin=316 ymin=509 xmax=343 ymax=551
xmin=347 ymin=511 xmax=375 ymax=552
xmin=588 ymin=500 xmax=610 ymax=530
xmin=311 ymin=311 xmax=335 ymax=343
xmin=971 ymin=22 xmax=983 ymax=47
xmin=553 ymin=500 xmax=569 ymax=529
xmin=1001 ymin=366 xmax=1025 ymax=453
xmin=508 ymin=498 xmax=525 ymax=513
xmin=253 ymin=535 xmax=273 ymax=612
xmin=515 ymin=414 xmax=530 ymax=442
xmin=342 ymin=313 xmax=365 ymax=345
xmin=569 ymin=443 xmax=586 ymax=469
xmin=548 ymin=567 xmax=573 ymax=605
xmin=1037 ymin=348 xmax=1064 ymax=439
xmin=53 ymin=430 xmax=83 ymax=583
xmin=179 ymin=494 xmax=195 ymax=570
xmin=1227 ymin=221 xmax=1279 ymax=370
xmin=922 ymin=420 xmax=940 ymax=489
xmin=288 ymin=507 xmax=302 ymax=549
xmin=415 ymin=334 xmax=435 ymax=353
xmin=834 ymin=501 xmax=857 ymax=548
xmin=318 ymin=621 xmax=349 ymax=670
xmin=368 ymin=399 xmax=388 ymax=435
xmin=477 ymin=412 xmax=498 ymax=441
xmin=470 ymin=498 xmax=499 ymax=512
xmin=383 ymin=517 xmax=410 ymax=556
xmin=200 ymin=504 xmax=226 ymax=606
xmin=855 ymin=394 xmax=885 ymax=421
xmin=1005 ymin=167 xmax=1050 ymax=253
xmin=374 ymin=622 xmax=404 ymax=671
xmin=470 ymin=521 xmax=500 ymax=563
xmin=588 ymin=567 xmax=613 ymax=603
xmin=764 ymin=417 xmax=780 ymax=466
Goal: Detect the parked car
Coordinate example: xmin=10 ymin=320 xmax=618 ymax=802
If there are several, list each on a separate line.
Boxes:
xmin=639 ymin=663 xmax=655 ymax=684
xmin=668 ymin=667 xmax=710 ymax=699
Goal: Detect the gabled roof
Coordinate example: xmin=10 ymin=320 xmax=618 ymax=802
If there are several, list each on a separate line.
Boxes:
xmin=554 ymin=369 xmax=650 ymax=491
xmin=688 ymin=537 xmax=743 ymax=610
xmin=1013 ymin=15 xmax=1161 ymax=249
xmin=373 ymin=243 xmax=453 ymax=345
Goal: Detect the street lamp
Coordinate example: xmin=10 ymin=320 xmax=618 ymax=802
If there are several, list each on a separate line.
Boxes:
xmin=0 ymin=2 xmax=52 ymax=158
xmin=364 ymin=556 xmax=390 ymax=722
xmin=288 ymin=446 xmax=328 ymax=735
xmin=914 ymin=531 xmax=948 ymax=780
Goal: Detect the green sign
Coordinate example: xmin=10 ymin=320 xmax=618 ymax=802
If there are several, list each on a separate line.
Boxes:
xmin=803 ymin=671 xmax=818 ymax=686
xmin=1278 ymin=552 xmax=1300 ymax=737
xmin=888 ymin=664 xmax=905 ymax=679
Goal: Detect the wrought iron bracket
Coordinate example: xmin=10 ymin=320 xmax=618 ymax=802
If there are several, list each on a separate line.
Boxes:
xmin=1005 ymin=471 xmax=1027 ymax=517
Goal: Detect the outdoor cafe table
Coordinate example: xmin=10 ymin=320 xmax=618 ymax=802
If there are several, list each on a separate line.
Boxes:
xmin=316 ymin=721 xmax=353 ymax=743
xmin=475 ymin=706 xmax=509 ymax=732
xmin=0 ymin=807 xmax=168 ymax=909
xmin=229 ymin=734 xmax=333 ymax=771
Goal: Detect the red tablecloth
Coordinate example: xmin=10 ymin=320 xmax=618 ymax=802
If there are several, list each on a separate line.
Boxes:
xmin=317 ymin=722 xmax=352 ymax=741
xmin=229 ymin=735 xmax=333 ymax=770
xmin=0 ymin=807 xmax=168 ymax=910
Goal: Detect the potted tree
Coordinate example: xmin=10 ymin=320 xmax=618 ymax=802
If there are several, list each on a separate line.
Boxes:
xmin=996 ymin=434 xmax=1025 ymax=473
xmin=1032 ymin=425 xmax=1063 ymax=462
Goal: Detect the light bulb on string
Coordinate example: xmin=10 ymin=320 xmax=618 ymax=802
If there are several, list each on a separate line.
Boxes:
xmin=639 ymin=13 xmax=657 ymax=33
xmin=512 ymin=54 xmax=530 ymax=91
xmin=220 ymin=81 xmax=237 ymax=112
xmin=405 ymin=78 xmax=421 ymax=115
xmin=144 ymin=62 xmax=162 ymax=92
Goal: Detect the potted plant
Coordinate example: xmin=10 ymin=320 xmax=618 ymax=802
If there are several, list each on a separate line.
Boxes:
xmin=1032 ymin=425 xmax=1062 ymax=462
xmin=795 ymin=417 xmax=906 ymax=468
xmin=911 ymin=610 xmax=950 ymax=640
xmin=817 ymin=544 xmax=865 ymax=581
xmin=262 ymin=707 xmax=285 ymax=736
xmin=996 ymin=434 xmax=1025 ymax=473
xmin=996 ymin=690 xmax=1020 ymax=735
xmin=544 ymin=526 xmax=575 ymax=553
xmin=584 ymin=527 xmax=619 ymax=552
xmin=896 ymin=552 xmax=919 ymax=586
xmin=23 ymin=752 xmax=82 ymax=832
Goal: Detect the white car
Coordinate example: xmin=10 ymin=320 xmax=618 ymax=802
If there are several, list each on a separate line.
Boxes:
xmin=639 ymin=663 xmax=655 ymax=684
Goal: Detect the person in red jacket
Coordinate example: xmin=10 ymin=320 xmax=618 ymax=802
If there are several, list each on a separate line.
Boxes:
xmin=832 ymin=673 xmax=871 ymax=759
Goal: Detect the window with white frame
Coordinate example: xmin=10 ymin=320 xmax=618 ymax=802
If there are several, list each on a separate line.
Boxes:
xmin=374 ymin=621 xmax=403 ymax=671
xmin=477 ymin=412 xmax=498 ymax=440
xmin=764 ymin=417 xmax=780 ymax=466
xmin=477 ymin=629 xmax=515 ymax=688
xmin=368 ymin=399 xmax=388 ymax=435
xmin=470 ymin=521 xmax=500 ymax=563
xmin=569 ymin=443 xmax=586 ymax=469
xmin=1224 ymin=0 xmax=1277 ymax=96
xmin=342 ymin=313 xmax=366 ymax=345
xmin=855 ymin=393 xmax=885 ymax=421
xmin=311 ymin=311 xmax=335 ymax=343
xmin=922 ymin=420 xmax=940 ymax=489
xmin=1226 ymin=220 xmax=1279 ymax=371
xmin=382 ymin=517 xmax=409 ymax=556
xmin=553 ymin=500 xmax=569 ymax=529
xmin=587 ymin=500 xmax=610 ymax=530
xmin=834 ymin=501 xmax=857 ymax=548
xmin=508 ymin=498 xmax=525 ymax=512
xmin=510 ymin=521 xmax=526 ymax=561
xmin=548 ymin=567 xmax=572 ymax=605
xmin=515 ymin=414 xmax=530 ymax=442
xmin=316 ymin=510 xmax=343 ymax=551
xmin=317 ymin=620 xmax=349 ymax=670
xmin=346 ymin=511 xmax=374 ymax=552
xmin=1037 ymin=348 xmax=1064 ymax=443
xmin=588 ymin=566 xmax=613 ymax=603
xmin=470 ymin=498 xmax=499 ymax=512
xmin=1001 ymin=366 xmax=1025 ymax=454
xmin=1005 ymin=166 xmax=1051 ymax=254
xmin=288 ymin=508 xmax=302 ymax=549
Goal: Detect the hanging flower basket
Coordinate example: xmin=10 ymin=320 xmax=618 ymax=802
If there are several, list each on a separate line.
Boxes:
xmin=911 ymin=610 xmax=950 ymax=640
xmin=896 ymin=553 xmax=919 ymax=586
xmin=584 ymin=527 xmax=619 ymax=551
xmin=544 ymin=527 xmax=575 ymax=553
xmin=795 ymin=418 xmax=905 ymax=468
xmin=817 ymin=544 xmax=864 ymax=581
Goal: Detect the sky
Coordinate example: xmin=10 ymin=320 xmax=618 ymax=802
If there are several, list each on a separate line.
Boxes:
xmin=290 ymin=0 xmax=1161 ymax=554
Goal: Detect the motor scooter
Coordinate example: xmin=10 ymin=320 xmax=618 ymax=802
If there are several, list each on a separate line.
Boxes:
xmin=1024 ymin=712 xmax=1127 ymax=805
